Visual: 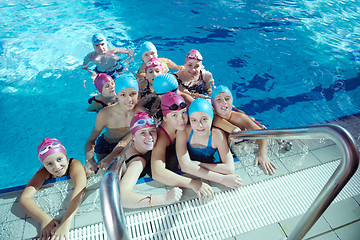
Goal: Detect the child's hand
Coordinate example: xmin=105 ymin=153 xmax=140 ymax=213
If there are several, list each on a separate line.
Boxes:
xmin=222 ymin=174 xmax=243 ymax=189
xmin=255 ymin=155 xmax=276 ymax=175
xmin=40 ymin=218 xmax=59 ymax=240
xmin=50 ymin=222 xmax=70 ymax=240
xmin=165 ymin=187 xmax=183 ymax=205
xmin=191 ymin=180 xmax=214 ymax=203
xmin=85 ymin=158 xmax=98 ymax=177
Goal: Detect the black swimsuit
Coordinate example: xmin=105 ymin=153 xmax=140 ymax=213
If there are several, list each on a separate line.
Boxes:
xmin=174 ymin=70 xmax=205 ymax=94
xmin=125 ymin=152 xmax=152 ymax=178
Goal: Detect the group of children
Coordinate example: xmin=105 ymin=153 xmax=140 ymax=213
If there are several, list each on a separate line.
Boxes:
xmin=19 ymin=33 xmax=276 ymax=239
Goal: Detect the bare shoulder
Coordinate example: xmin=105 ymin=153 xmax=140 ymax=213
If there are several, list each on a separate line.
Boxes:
xmin=202 ymin=70 xmax=213 ymax=81
xmin=212 ymin=127 xmax=226 ymax=139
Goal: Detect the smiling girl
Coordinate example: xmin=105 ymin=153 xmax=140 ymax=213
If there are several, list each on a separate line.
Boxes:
xmin=176 ymin=98 xmax=243 ymax=189
xmin=113 ymin=111 xmax=182 ymax=208
xmin=19 ymin=138 xmax=86 ymax=240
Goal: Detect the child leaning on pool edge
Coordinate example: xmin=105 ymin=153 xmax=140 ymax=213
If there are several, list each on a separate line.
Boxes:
xmin=19 ymin=138 xmax=86 ymax=240
xmin=176 ymin=98 xmax=243 ymax=189
xmin=212 ymin=85 xmax=276 ymax=174
xmin=115 ymin=111 xmax=182 ymax=208
xmin=82 ymin=33 xmax=133 ymax=79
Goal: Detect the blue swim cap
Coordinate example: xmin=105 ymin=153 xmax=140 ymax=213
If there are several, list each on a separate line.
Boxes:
xmin=188 ymin=98 xmax=214 ymax=120
xmin=139 ymin=41 xmax=157 ymax=58
xmin=153 ymin=73 xmax=178 ymax=96
xmin=211 ymin=85 xmax=233 ymax=104
xmin=92 ymin=33 xmax=106 ymax=47
xmin=115 ymin=73 xmax=139 ymax=93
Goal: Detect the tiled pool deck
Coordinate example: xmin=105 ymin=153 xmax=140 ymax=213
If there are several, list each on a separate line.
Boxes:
xmin=1 ymin=116 xmax=359 ymax=239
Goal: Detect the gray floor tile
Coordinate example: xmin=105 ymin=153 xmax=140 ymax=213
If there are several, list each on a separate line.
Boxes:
xmin=322 ymin=198 xmax=360 ymax=229
xmin=311 ymin=145 xmax=341 ymax=163
xmin=0 ymin=219 xmax=25 ymax=240
xmin=235 ymin=223 xmax=286 ymax=240
xmin=334 ymin=220 xmax=360 ymax=240
xmin=305 ymin=231 xmax=340 ymax=240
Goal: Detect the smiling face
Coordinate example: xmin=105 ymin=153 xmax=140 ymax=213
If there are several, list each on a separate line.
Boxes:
xmin=189 ymin=112 xmax=212 ymax=136
xmin=94 ymin=42 xmax=108 ymax=54
xmin=133 ymin=126 xmax=157 ymax=152
xmin=183 ymin=59 xmax=202 ymax=78
xmin=212 ymin=92 xmax=233 ymax=118
xmin=142 ymin=50 xmax=158 ymax=63
xmin=163 ymin=108 xmax=188 ymax=131
xmin=146 ymin=66 xmax=163 ymax=83
xmin=117 ymin=88 xmax=138 ymax=109
xmin=43 ymin=152 xmax=69 ymax=177
xmin=101 ymin=79 xmax=116 ymax=97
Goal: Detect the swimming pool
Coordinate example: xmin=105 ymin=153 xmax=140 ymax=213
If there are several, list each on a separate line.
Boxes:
xmin=1 ymin=0 xmax=359 ymax=190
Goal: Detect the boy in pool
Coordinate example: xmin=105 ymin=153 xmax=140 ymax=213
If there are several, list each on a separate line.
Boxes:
xmin=82 ymin=33 xmax=133 ymax=79
xmin=87 ymin=73 xmax=118 ymax=113
xmin=135 ymin=41 xmax=183 ymax=81
xmin=176 ymin=98 xmax=243 ymax=189
xmin=84 ymin=74 xmax=148 ymax=177
xmin=115 ymin=111 xmax=182 ymax=208
xmin=212 ymin=85 xmax=276 ymax=174
xmin=19 ymin=138 xmax=86 ymax=240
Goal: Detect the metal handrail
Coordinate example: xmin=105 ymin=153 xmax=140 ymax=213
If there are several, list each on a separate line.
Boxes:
xmin=100 ymin=160 xmax=129 ymax=240
xmin=230 ymin=124 xmax=359 ymax=240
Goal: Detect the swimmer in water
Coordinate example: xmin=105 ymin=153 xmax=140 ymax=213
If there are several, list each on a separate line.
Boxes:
xmin=151 ymin=92 xmax=214 ymax=203
xmin=174 ymin=49 xmax=214 ymax=99
xmin=82 ymin=33 xmax=133 ymax=79
xmin=113 ymin=111 xmax=182 ymax=208
xmin=135 ymin=41 xmax=183 ymax=82
xmin=87 ymin=73 xmax=118 ymax=113
xmin=212 ymin=85 xmax=276 ymax=174
xmin=19 ymin=138 xmax=86 ymax=240
xmin=84 ymin=74 xmax=148 ymax=177
xmin=176 ymin=98 xmax=243 ymax=189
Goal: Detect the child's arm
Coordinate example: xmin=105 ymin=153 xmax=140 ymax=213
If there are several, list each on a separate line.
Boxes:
xmin=50 ymin=159 xmax=87 ymax=238
xmin=82 ymin=53 xmax=97 ymax=77
xmin=120 ymin=156 xmax=182 ymax=208
xmin=198 ymin=128 xmax=235 ymax=175
xmin=84 ymin=110 xmax=107 ymax=176
xmin=151 ymin=132 xmax=214 ymax=203
xmin=176 ymin=129 xmax=242 ymax=189
xmin=213 ymin=115 xmax=240 ymax=133
xmin=160 ymin=58 xmax=183 ymax=71
xmin=202 ymin=70 xmax=214 ymax=96
xmin=19 ymin=168 xmax=59 ymax=240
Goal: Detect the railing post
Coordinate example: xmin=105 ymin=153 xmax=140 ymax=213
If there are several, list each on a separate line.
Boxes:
xmin=100 ymin=171 xmax=129 ymax=240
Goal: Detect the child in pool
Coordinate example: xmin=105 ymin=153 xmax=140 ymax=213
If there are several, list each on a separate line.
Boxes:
xmin=212 ymin=85 xmax=276 ymax=175
xmin=84 ymin=74 xmax=148 ymax=177
xmin=19 ymin=138 xmax=86 ymax=240
xmin=87 ymin=73 xmax=118 ymax=113
xmin=137 ymin=58 xmax=164 ymax=117
xmin=135 ymin=41 xmax=183 ymax=81
xmin=114 ymin=111 xmax=182 ymax=208
xmin=174 ymin=49 xmax=214 ymax=99
xmin=176 ymin=98 xmax=243 ymax=189
xmin=151 ymin=92 xmax=214 ymax=203
xmin=82 ymin=33 xmax=133 ymax=79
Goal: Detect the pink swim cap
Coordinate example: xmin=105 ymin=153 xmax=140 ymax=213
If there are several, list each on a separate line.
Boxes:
xmin=130 ymin=111 xmax=156 ymax=135
xmin=145 ymin=58 xmax=163 ymax=72
xmin=185 ymin=49 xmax=203 ymax=64
xmin=37 ymin=138 xmax=67 ymax=163
xmin=94 ymin=73 xmax=113 ymax=93
xmin=161 ymin=92 xmax=186 ymax=117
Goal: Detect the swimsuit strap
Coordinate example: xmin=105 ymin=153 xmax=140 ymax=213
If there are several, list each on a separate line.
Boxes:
xmin=158 ymin=125 xmax=173 ymax=144
xmin=125 ymin=154 xmax=143 ymax=164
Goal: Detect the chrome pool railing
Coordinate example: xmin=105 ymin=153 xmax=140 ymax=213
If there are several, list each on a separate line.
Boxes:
xmin=99 ymin=124 xmax=358 ymax=240
xmin=100 ymin=160 xmax=130 ymax=240
xmin=230 ymin=124 xmax=359 ymax=240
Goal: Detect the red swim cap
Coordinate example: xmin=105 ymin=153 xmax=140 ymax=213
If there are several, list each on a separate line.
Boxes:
xmin=37 ymin=138 xmax=67 ymax=163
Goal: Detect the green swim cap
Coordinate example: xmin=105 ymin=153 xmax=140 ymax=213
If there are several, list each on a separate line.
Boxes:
xmin=188 ymin=98 xmax=214 ymax=120
xmin=115 ymin=73 xmax=139 ymax=93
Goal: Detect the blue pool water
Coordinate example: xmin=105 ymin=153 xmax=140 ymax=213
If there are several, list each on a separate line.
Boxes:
xmin=1 ymin=0 xmax=359 ymax=190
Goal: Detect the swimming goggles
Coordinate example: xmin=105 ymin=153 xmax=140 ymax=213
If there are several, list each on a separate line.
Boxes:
xmin=161 ymin=102 xmax=187 ymax=111
xmin=186 ymin=53 xmax=203 ymax=61
xmin=130 ymin=118 xmax=157 ymax=130
xmin=38 ymin=142 xmax=61 ymax=155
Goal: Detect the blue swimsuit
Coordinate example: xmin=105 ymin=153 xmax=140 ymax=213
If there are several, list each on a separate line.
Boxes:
xmin=187 ymin=129 xmax=217 ymax=163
